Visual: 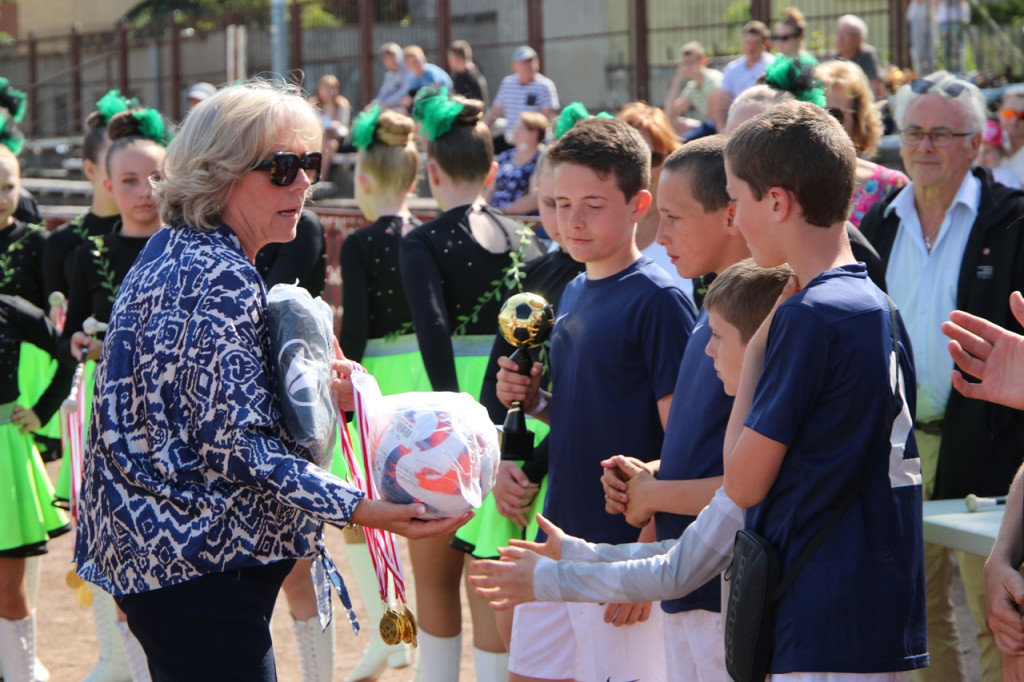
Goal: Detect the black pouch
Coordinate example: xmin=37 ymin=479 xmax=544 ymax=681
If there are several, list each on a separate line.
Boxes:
xmin=724 ymin=529 xmax=781 ymax=682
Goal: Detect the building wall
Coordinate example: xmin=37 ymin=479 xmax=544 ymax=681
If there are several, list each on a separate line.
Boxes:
xmin=16 ymin=0 xmax=136 ymax=38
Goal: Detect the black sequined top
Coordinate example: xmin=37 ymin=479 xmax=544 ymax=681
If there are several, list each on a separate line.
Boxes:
xmin=0 ymin=220 xmax=48 ymax=309
xmin=43 ymin=212 xmax=121 ymax=302
xmin=0 ymin=294 xmax=74 ymax=424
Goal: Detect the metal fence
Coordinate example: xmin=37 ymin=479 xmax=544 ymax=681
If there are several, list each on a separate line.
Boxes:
xmin=5 ymin=0 xmax=984 ymax=140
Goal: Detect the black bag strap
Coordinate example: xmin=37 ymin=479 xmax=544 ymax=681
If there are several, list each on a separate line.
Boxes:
xmin=768 ymin=293 xmax=902 ymax=601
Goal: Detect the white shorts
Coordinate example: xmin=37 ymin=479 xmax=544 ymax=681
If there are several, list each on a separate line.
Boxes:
xmin=664 ymin=609 xmax=728 ymax=682
xmin=509 ymin=601 xmax=666 ymax=682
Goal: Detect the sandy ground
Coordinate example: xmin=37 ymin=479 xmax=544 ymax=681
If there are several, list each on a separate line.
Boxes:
xmin=34 ymin=463 xmax=477 ymax=682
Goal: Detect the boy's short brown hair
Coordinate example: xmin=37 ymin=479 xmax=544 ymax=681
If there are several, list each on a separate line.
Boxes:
xmin=663 ymin=134 xmax=730 ymax=213
xmin=703 ymin=258 xmax=793 ymax=342
xmin=546 ymin=117 xmax=650 ymax=201
xmin=724 ymin=100 xmax=856 ymax=228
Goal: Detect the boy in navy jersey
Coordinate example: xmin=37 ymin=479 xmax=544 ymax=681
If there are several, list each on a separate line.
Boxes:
xmin=476 ymin=102 xmax=928 ymax=680
xmin=600 ymin=135 xmax=750 ymax=681
xmin=494 ymin=117 xmax=694 ymax=682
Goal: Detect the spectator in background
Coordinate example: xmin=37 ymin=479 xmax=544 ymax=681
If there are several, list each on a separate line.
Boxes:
xmin=663 ymin=41 xmax=723 ymax=137
xmin=486 ymin=111 xmax=547 ymax=215
xmin=310 ymin=74 xmax=351 ymax=181
xmin=486 ymin=45 xmax=559 ymax=153
xmin=187 ymin=82 xmax=217 ymax=111
xmin=448 ymin=40 xmax=488 ymax=104
xmin=999 ymin=85 xmax=1024 ymax=186
xmin=816 ymin=60 xmax=908 ymax=227
xmin=937 ymin=0 xmax=970 ymax=74
xmin=400 ymin=45 xmax=453 ymax=111
xmin=833 ymin=14 xmax=887 ymax=102
xmin=709 ymin=21 xmax=774 ymax=131
xmin=373 ymin=42 xmax=415 ymax=113
xmin=773 ymin=6 xmax=817 ymax=64
xmin=977 ymin=119 xmax=1020 ymax=189
xmin=907 ymin=0 xmax=939 ymax=76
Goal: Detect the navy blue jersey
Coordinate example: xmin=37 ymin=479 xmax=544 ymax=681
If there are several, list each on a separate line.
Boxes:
xmin=655 ymin=308 xmax=731 ymax=614
xmin=546 ymin=257 xmax=695 ymax=545
xmin=745 ymin=264 xmax=927 ymax=674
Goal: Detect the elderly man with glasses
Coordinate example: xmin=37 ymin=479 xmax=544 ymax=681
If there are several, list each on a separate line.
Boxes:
xmin=860 ymin=71 xmax=1024 ymax=682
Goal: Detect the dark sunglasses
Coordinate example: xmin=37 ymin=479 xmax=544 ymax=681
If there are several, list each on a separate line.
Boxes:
xmin=909 ymin=78 xmax=966 ymax=98
xmin=252 ymin=151 xmax=322 ymax=186
xmin=771 ymin=33 xmax=796 ymax=42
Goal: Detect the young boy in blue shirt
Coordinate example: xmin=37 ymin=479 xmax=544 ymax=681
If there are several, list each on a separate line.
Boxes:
xmin=477 ymin=101 xmax=928 ymax=680
xmin=494 ymin=117 xmax=695 ymax=682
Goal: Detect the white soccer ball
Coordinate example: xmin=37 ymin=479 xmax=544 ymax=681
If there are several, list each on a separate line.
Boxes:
xmin=368 ymin=392 xmax=499 ymax=518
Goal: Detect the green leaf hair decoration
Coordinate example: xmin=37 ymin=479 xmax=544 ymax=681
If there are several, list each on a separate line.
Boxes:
xmin=96 ymin=90 xmax=139 ymax=125
xmin=418 ymin=95 xmax=466 ymax=142
xmin=411 ymin=85 xmax=449 ymax=124
xmin=763 ymin=55 xmax=826 ymax=108
xmin=554 ymin=102 xmax=590 ymax=139
xmin=0 ymin=112 xmax=24 ymax=156
xmin=595 ymin=111 xmax=614 ymax=120
xmin=352 ymin=105 xmax=381 ymax=151
xmin=132 ymin=108 xmax=171 ymax=146
xmin=0 ymin=78 xmax=27 ymax=124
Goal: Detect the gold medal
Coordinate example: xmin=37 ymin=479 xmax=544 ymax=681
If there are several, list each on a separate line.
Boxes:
xmin=402 ymin=605 xmax=418 ymax=646
xmin=379 ymin=608 xmax=402 ymax=646
xmin=77 ymin=584 xmax=94 ymax=607
xmin=65 ymin=568 xmax=84 ymax=590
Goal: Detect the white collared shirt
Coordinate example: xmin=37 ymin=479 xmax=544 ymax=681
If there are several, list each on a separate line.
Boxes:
xmin=885 ymin=172 xmax=981 ymax=421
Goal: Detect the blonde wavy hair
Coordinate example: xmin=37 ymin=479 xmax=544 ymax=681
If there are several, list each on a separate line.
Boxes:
xmin=815 ymin=60 xmax=883 ymax=157
xmin=156 ymin=79 xmax=321 ymax=232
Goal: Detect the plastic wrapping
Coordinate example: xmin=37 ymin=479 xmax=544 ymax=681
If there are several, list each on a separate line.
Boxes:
xmin=266 ymin=283 xmax=336 ymax=469
xmin=351 ymin=372 xmax=499 ymax=518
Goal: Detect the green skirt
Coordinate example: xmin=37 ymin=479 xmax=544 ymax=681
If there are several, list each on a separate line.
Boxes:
xmin=0 ymin=416 xmax=70 ymax=556
xmin=18 ymin=342 xmax=62 ymax=440
xmin=55 ymin=360 xmax=97 ymax=503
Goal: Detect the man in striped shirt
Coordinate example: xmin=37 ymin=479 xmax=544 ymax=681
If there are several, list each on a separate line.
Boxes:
xmin=486 ymin=45 xmax=559 ymax=151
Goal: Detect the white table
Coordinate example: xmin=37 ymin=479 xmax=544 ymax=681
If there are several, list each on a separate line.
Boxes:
xmin=922 ymin=498 xmax=1006 ymax=557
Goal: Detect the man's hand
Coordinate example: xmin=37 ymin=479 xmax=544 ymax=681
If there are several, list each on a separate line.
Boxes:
xmin=493 ymin=461 xmax=539 ymax=529
xmin=986 ymin=557 xmax=1024 ymax=655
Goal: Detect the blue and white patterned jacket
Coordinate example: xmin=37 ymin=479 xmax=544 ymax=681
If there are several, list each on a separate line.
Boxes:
xmin=74 ymin=225 xmax=364 ymax=595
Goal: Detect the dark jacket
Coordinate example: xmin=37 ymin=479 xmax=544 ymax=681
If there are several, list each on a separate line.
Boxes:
xmin=860 ymin=166 xmax=1024 ymax=498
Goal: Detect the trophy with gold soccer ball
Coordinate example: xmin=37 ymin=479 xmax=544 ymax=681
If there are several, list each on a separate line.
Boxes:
xmin=496 ymin=292 xmax=555 ymax=460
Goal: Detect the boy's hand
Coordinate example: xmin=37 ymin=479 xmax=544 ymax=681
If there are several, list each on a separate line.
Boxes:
xmin=493 ymin=461 xmax=539 ymax=529
xmin=469 ymin=545 xmax=541 ymax=610
xmin=601 ymin=455 xmax=653 ymax=515
xmin=747 ymin=275 xmax=801 ymax=357
xmin=602 ymin=601 xmax=652 ymax=626
xmin=507 ymin=513 xmax=565 ymax=560
xmin=495 ymin=356 xmax=543 ymax=410
xmin=623 ymin=466 xmax=658 ymax=528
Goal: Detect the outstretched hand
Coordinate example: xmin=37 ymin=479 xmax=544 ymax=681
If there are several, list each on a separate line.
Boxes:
xmin=943 ymin=291 xmax=1024 ymax=410
xmin=350 ymin=499 xmax=473 ymax=540
xmin=469 ymin=544 xmax=542 ymax=610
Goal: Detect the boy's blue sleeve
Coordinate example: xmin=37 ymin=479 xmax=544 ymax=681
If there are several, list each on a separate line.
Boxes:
xmin=744 ymin=302 xmax=829 ymax=447
xmin=641 ymin=287 xmax=697 ymax=401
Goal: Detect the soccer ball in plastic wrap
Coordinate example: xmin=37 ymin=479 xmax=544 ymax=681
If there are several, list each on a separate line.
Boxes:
xmin=368 ymin=392 xmax=500 ymax=518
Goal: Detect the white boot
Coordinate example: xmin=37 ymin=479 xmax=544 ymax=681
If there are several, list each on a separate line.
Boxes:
xmin=117 ymin=621 xmax=151 ymax=682
xmin=472 ymin=647 xmax=509 ymax=682
xmin=82 ymin=585 xmax=130 ymax=682
xmin=22 ymin=557 xmax=48 ymax=681
xmin=0 ymin=614 xmax=35 ymax=682
xmin=293 ymin=615 xmax=335 ymax=682
xmin=343 ymin=543 xmax=412 ymax=682
xmin=413 ymin=631 xmax=461 ymax=682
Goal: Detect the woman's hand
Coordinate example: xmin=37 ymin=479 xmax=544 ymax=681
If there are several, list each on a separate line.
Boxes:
xmin=330 ymin=339 xmax=358 ymax=413
xmin=70 ymin=331 xmax=103 ymax=362
xmin=349 ymin=498 xmax=473 ymax=540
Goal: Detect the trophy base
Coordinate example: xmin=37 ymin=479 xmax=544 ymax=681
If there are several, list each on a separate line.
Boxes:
xmin=497 ymin=424 xmax=535 ymax=461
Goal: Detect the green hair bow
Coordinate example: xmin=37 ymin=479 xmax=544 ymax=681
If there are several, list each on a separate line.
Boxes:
xmin=96 ymin=90 xmax=139 ymax=125
xmin=763 ymin=55 xmax=826 ymax=108
xmin=554 ymin=102 xmax=589 ymax=139
xmin=0 ymin=78 xmax=27 ymax=124
xmin=417 ymin=94 xmax=466 ymax=142
xmin=411 ymin=85 xmax=450 ymax=124
xmin=0 ymin=112 xmax=24 ymax=156
xmin=132 ymin=108 xmax=172 ymax=146
xmin=352 ymin=105 xmax=381 ymax=151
